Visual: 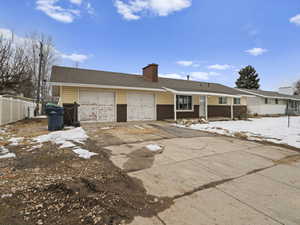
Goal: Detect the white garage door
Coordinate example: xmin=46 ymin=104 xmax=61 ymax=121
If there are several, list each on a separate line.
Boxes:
xmin=127 ymin=93 xmax=155 ymax=121
xmin=79 ymin=90 xmax=115 ymax=122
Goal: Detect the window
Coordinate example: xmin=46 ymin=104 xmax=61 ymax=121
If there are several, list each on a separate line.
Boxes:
xmin=176 ymin=95 xmax=193 ymax=111
xmin=234 ymin=98 xmax=241 ymax=105
xmin=219 ymin=97 xmax=228 ymax=104
xmin=265 ymin=98 xmax=268 ymax=104
xmin=275 ymin=99 xmax=279 ymax=104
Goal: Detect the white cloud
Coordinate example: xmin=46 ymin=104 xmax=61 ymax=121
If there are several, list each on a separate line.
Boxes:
xmin=176 ymin=60 xmax=193 ymax=67
xmin=290 ymin=14 xmax=300 ymax=26
xmin=190 ymin=71 xmax=220 ymax=80
xmin=36 ymin=0 xmax=93 ymax=23
xmin=0 ymin=28 xmax=89 ymax=63
xmin=86 ymin=2 xmax=95 ymax=15
xmin=36 ymin=0 xmax=80 ymax=23
xmin=114 ymin=0 xmax=192 ymax=20
xmin=245 ymin=47 xmax=268 ymax=56
xmin=207 ymin=64 xmax=232 ymax=70
xmin=60 ymin=53 xmax=89 ymax=63
xmin=70 ymin=0 xmax=82 ymax=5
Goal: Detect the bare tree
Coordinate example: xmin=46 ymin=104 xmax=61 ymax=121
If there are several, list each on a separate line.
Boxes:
xmin=26 ymin=33 xmax=57 ymax=101
xmin=0 ymin=32 xmax=57 ymax=99
xmin=0 ymin=36 xmax=33 ymax=96
xmin=294 ymin=80 xmax=300 ymax=95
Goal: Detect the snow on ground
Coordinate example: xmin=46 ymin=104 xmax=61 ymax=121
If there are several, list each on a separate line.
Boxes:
xmin=8 ymin=137 xmax=24 ymax=146
xmin=146 ymin=144 xmax=163 ymax=152
xmin=33 ymin=127 xmax=97 ymax=159
xmin=72 ymin=147 xmax=98 ymax=159
xmin=33 ymin=127 xmax=88 ymax=145
xmin=181 ymin=116 xmax=300 ymax=148
xmin=0 ymin=146 xmax=16 ymax=159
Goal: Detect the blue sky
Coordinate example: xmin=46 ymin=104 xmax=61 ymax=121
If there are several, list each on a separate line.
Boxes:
xmin=1 ymin=0 xmax=300 ymax=90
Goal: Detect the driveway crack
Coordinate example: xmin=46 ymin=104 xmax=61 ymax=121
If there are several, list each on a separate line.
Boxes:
xmin=173 ymin=165 xmax=276 ymax=200
xmin=155 ymin=215 xmax=167 ymax=225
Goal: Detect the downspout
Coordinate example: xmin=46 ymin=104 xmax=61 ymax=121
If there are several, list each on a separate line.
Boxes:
xmin=174 ymin=94 xmax=177 ymax=121
xmin=231 ymin=97 xmax=234 ymax=120
xmin=205 ymin=95 xmax=208 ymax=121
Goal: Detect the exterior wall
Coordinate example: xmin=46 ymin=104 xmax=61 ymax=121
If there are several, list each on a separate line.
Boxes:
xmin=208 ymin=105 xmax=231 ymax=118
xmin=208 ymin=96 xmax=247 ymax=106
xmin=61 ymin=86 xmax=78 ymax=104
xmin=57 ymin=85 xmax=247 ymax=121
xmin=247 ymin=96 xmax=287 ymax=115
xmin=233 ymin=106 xmax=247 ymax=118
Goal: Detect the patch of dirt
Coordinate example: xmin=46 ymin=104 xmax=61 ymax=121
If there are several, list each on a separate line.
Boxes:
xmin=4 ymin=118 xmax=49 ymax=138
xmin=0 ymin=121 xmax=174 ymax=225
xmin=83 ymin=123 xmax=173 ymax=147
xmin=123 ymin=147 xmax=164 ymax=173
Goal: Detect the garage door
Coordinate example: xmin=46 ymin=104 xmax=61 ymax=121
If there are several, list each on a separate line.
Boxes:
xmin=79 ymin=90 xmax=115 ymax=122
xmin=127 ymin=93 xmax=155 ymax=121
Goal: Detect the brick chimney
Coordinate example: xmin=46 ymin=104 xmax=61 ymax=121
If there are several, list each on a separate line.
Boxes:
xmin=143 ymin=64 xmax=158 ymax=82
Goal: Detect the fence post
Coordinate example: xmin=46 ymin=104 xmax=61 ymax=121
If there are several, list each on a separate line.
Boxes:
xmin=0 ymin=96 xmax=2 ymax=126
xmin=10 ymin=97 xmax=13 ymax=123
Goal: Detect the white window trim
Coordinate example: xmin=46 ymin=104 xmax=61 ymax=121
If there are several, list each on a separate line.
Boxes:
xmin=219 ymin=97 xmax=228 ymax=105
xmin=233 ymin=97 xmax=241 ymax=105
xmin=176 ymin=95 xmax=194 ymax=112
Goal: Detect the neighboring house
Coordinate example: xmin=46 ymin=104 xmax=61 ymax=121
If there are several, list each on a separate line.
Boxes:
xmin=50 ymin=64 xmax=249 ymax=123
xmin=237 ymin=88 xmax=300 ymax=115
xmin=278 ymin=86 xmax=295 ymax=95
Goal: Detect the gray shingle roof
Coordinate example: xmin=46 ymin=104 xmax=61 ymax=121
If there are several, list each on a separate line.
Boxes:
xmin=237 ymin=88 xmax=300 ymax=100
xmin=50 ymin=66 xmax=246 ymax=96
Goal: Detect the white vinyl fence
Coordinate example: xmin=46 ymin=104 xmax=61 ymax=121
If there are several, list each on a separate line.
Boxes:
xmin=0 ymin=96 xmax=36 ymax=126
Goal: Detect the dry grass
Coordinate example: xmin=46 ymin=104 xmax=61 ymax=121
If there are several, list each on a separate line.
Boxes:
xmin=4 ymin=119 xmax=49 ymax=138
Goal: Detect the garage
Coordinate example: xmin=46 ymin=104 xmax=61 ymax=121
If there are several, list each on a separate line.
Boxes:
xmin=79 ymin=90 xmax=115 ymax=122
xmin=127 ymin=93 xmax=156 ymax=121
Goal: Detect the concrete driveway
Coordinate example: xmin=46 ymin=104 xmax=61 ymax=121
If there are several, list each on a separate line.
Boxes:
xmin=85 ymin=122 xmax=300 ymax=225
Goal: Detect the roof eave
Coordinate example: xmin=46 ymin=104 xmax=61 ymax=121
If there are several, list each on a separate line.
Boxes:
xmin=49 ymin=82 xmax=166 ymax=92
xmin=237 ymin=89 xmax=300 ymax=101
xmin=163 ymin=87 xmax=246 ymax=97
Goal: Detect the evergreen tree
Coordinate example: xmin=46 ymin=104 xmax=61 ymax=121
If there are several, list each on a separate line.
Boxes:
xmin=235 ymin=65 xmax=260 ymax=89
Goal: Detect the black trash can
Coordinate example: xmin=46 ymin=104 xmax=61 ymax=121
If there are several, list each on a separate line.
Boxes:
xmin=46 ymin=104 xmax=64 ymax=131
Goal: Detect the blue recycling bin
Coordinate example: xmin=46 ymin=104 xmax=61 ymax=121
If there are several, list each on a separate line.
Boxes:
xmin=46 ymin=105 xmax=64 ymax=131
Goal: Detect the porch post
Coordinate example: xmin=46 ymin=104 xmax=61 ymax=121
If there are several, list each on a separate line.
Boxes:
xmin=231 ymin=97 xmax=234 ymax=120
xmin=205 ymin=95 xmax=208 ymax=121
xmin=174 ymin=94 xmax=177 ymax=121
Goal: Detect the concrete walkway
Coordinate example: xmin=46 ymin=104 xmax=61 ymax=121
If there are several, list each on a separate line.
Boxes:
xmin=105 ymin=131 xmax=300 ymax=225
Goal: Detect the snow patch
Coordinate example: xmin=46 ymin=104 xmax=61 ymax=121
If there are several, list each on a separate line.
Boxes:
xmin=182 ymin=117 xmax=300 ymax=148
xmin=0 ymin=146 xmax=16 ymax=159
xmin=72 ymin=147 xmax=98 ymax=159
xmin=27 ymin=144 xmax=43 ymax=152
xmin=8 ymin=137 xmax=24 ymax=146
xmin=1 ymin=194 xmax=12 ymax=198
xmin=33 ymin=127 xmax=88 ymax=146
xmin=146 ymin=144 xmax=162 ymax=152
xmin=100 ymin=127 xmax=112 ymax=130
xmin=59 ymin=141 xmax=76 ymax=149
xmin=33 ymin=127 xmax=97 ymax=159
